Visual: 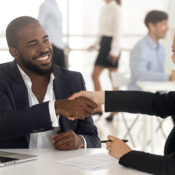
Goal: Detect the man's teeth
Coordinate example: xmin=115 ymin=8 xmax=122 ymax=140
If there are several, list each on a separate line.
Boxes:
xmin=37 ymin=56 xmax=48 ymax=61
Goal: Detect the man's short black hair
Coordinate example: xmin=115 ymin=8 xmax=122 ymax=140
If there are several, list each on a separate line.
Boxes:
xmin=144 ymin=10 xmax=168 ymax=29
xmin=6 ymin=16 xmax=39 ymax=48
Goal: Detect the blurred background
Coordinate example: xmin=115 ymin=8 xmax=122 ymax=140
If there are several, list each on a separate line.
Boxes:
xmin=0 ymin=0 xmax=175 ymax=155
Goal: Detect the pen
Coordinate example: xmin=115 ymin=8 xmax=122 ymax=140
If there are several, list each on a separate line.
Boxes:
xmin=100 ymin=139 xmax=128 ymax=143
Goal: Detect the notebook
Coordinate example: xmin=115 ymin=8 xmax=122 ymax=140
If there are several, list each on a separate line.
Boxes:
xmin=0 ymin=151 xmax=38 ymax=167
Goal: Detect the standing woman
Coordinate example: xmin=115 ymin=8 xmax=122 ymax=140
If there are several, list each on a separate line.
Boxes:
xmin=89 ymin=0 xmax=122 ymax=120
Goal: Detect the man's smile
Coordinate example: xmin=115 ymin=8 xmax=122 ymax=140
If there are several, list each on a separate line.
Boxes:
xmin=35 ymin=54 xmax=51 ymax=64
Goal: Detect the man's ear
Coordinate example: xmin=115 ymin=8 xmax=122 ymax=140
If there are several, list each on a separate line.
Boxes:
xmin=9 ymin=48 xmax=19 ymax=60
xmin=148 ymin=23 xmax=156 ymax=32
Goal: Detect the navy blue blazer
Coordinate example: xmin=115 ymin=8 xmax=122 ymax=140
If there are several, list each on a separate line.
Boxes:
xmin=0 ymin=61 xmax=101 ymax=148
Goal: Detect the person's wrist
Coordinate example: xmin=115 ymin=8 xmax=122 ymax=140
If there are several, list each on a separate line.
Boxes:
xmin=55 ymin=100 xmax=63 ymax=115
xmin=119 ymin=149 xmax=132 ymax=159
xmin=77 ymin=135 xmax=85 ymax=148
xmin=98 ymin=91 xmax=105 ymax=104
xmin=119 ymin=149 xmax=132 ymax=160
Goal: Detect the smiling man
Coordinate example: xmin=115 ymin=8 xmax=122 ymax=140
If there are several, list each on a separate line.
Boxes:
xmin=128 ymin=10 xmax=170 ymax=90
xmin=0 ymin=16 xmax=100 ymax=150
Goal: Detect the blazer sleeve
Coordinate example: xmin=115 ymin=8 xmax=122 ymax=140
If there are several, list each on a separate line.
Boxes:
xmin=0 ymin=88 xmax=52 ymax=140
xmin=105 ymin=91 xmax=175 ymax=118
xmin=75 ymin=73 xmax=101 ymax=148
xmin=119 ymin=150 xmax=175 ymax=175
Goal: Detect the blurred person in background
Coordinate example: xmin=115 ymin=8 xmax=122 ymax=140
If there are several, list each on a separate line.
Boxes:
xmin=128 ymin=10 xmax=175 ymax=124
xmin=38 ymin=0 xmax=66 ymax=68
xmin=128 ymin=10 xmax=170 ymax=90
xmin=88 ymin=0 xmax=122 ymax=121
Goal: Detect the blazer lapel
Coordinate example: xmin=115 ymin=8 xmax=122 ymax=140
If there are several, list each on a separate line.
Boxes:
xmin=10 ymin=61 xmax=29 ymax=109
xmin=9 ymin=61 xmax=30 ymax=144
xmin=53 ymin=67 xmax=71 ymax=100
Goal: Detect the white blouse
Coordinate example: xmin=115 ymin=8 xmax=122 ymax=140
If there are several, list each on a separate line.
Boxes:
xmin=38 ymin=0 xmax=64 ymax=49
xmin=94 ymin=1 xmax=122 ymax=56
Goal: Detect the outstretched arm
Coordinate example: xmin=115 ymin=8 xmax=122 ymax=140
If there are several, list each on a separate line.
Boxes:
xmin=105 ymin=91 xmax=175 ymax=118
xmin=70 ymin=90 xmax=175 ymax=118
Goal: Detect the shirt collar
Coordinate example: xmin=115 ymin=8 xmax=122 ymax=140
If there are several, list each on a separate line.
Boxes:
xmin=17 ymin=64 xmax=55 ymax=87
xmin=145 ymin=35 xmax=160 ymax=49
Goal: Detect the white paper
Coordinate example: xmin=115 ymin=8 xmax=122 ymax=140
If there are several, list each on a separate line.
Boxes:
xmin=54 ymin=153 xmax=119 ymax=170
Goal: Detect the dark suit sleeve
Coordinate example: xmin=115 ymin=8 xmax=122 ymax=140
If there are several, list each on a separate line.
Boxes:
xmin=0 ymin=89 xmax=52 ymax=140
xmin=119 ymin=151 xmax=175 ymax=175
xmin=105 ymin=91 xmax=175 ymax=118
xmin=76 ymin=73 xmax=101 ymax=148
xmin=105 ymin=90 xmax=175 ymax=174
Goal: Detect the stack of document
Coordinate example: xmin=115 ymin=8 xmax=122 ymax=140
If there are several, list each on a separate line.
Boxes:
xmin=54 ymin=153 xmax=119 ymax=170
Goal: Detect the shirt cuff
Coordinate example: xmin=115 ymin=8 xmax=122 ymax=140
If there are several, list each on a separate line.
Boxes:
xmin=79 ymin=135 xmax=87 ymax=149
xmin=49 ymin=101 xmax=59 ymax=128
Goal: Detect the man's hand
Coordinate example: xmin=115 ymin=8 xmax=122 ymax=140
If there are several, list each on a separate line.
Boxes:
xmin=69 ymin=91 xmax=105 ymax=105
xmin=106 ymin=135 xmax=132 ymax=159
xmin=55 ymin=96 xmax=97 ymax=120
xmin=50 ymin=130 xmax=84 ymax=150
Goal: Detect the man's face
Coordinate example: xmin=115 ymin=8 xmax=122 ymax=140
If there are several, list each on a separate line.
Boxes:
xmin=172 ymin=37 xmax=175 ymax=64
xmin=150 ymin=20 xmax=169 ymax=39
xmin=14 ymin=22 xmax=53 ymax=76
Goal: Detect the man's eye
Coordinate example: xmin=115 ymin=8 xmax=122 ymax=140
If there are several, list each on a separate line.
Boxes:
xmin=28 ymin=43 xmax=37 ymax=47
xmin=43 ymin=39 xmax=49 ymax=43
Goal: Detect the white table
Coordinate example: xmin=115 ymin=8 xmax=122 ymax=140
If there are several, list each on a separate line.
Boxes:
xmin=137 ymin=81 xmax=175 ymax=92
xmin=0 ymin=148 xmax=150 ymax=175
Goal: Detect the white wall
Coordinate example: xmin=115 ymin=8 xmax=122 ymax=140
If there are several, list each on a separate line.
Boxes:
xmin=0 ymin=0 xmax=171 ymax=66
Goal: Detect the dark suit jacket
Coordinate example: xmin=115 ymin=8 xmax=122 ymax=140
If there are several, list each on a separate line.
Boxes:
xmin=0 ymin=61 xmax=100 ymax=148
xmin=105 ymin=91 xmax=175 ymax=175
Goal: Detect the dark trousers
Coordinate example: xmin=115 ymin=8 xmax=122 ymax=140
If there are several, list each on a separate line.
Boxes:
xmin=52 ymin=44 xmax=66 ymax=68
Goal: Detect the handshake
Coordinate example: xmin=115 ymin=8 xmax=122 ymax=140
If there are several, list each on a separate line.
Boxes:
xmin=55 ymin=91 xmax=104 ymax=120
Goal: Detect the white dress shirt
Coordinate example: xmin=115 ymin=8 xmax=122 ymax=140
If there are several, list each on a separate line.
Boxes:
xmin=94 ymin=0 xmax=122 ymax=56
xmin=17 ymin=65 xmax=59 ymax=148
xmin=38 ymin=0 xmax=64 ymax=49
xmin=17 ymin=65 xmax=87 ymax=148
